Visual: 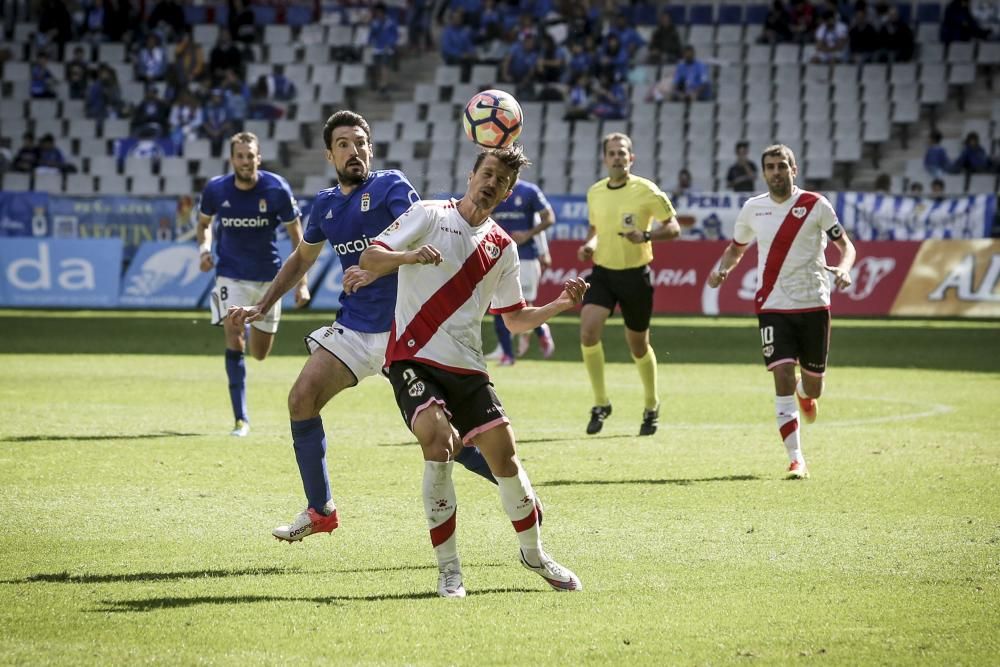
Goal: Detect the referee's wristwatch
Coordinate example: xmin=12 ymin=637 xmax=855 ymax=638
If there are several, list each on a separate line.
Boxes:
xmin=642 ymin=230 xmax=652 ymax=242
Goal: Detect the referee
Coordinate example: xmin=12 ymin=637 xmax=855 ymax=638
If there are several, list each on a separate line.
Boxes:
xmin=577 ymin=132 xmax=680 ymax=436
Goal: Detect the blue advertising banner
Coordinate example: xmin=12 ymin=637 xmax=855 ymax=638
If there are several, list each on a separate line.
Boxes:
xmin=119 ymin=242 xmax=214 ymax=308
xmin=48 ymin=196 xmax=178 ymax=260
xmin=0 ymin=191 xmax=49 ymax=237
xmin=835 ymin=192 xmax=997 ymax=240
xmin=0 ymin=238 xmax=122 ymax=307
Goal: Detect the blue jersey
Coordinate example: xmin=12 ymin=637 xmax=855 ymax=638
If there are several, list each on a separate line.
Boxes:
xmin=200 ymin=170 xmax=301 ymax=282
xmin=304 ymin=169 xmax=418 ymax=333
xmin=491 ymin=180 xmax=550 ymax=260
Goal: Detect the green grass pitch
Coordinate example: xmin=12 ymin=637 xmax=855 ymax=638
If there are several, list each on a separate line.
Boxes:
xmin=1 ymin=311 xmax=997 ymax=665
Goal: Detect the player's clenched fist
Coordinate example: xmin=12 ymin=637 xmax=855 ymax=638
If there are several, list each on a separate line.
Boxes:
xmin=407 ymin=244 xmax=442 ymax=266
xmin=560 ymin=277 xmax=589 ymax=305
xmin=342 ymin=265 xmax=377 ymax=294
xmin=228 ymin=305 xmax=263 ymax=326
xmin=707 ymin=268 xmax=728 ymax=288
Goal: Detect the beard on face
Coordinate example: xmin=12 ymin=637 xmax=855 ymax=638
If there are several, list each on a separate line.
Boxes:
xmin=337 ymin=159 xmax=368 ymax=186
xmin=234 ymin=166 xmax=256 ymax=186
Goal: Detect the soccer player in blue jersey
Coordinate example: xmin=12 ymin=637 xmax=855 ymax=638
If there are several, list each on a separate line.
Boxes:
xmin=196 ymin=131 xmax=309 ymax=438
xmin=227 ymin=110 xmax=499 ymax=542
xmin=486 ymin=179 xmax=556 ymax=364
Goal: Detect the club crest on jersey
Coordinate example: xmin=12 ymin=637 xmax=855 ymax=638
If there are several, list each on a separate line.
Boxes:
xmin=361 ymin=193 xmax=371 ymax=212
xmin=792 ymin=206 xmax=806 ymax=219
xmin=622 ymin=213 xmax=635 ymax=229
xmin=259 ymin=199 xmax=267 ymax=213
xmin=484 ymin=241 xmax=501 ymax=260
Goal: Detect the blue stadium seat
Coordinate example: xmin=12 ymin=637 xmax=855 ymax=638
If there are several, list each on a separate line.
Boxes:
xmin=214 ymin=4 xmax=228 ymax=25
xmin=183 ymin=4 xmax=207 ymax=25
xmin=631 ymin=3 xmax=659 ymax=25
xmin=664 ymin=5 xmax=685 ymax=24
xmin=895 ymin=2 xmax=913 ymax=24
xmin=718 ymin=4 xmax=743 ymax=25
xmin=286 ymin=5 xmax=314 ymax=26
xmin=252 ymin=5 xmax=278 ymax=25
xmin=744 ymin=4 xmax=769 ymax=25
xmin=688 ymin=4 xmax=714 ymax=25
xmin=916 ymin=2 xmax=941 ymax=23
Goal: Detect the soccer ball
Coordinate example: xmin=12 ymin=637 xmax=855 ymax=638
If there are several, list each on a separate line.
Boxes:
xmin=462 ymin=89 xmax=523 ymax=148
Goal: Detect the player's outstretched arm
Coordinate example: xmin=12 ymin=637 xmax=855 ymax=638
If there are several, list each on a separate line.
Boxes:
xmin=825 ymin=230 xmax=856 ymax=290
xmin=196 ymin=213 xmax=215 ymax=272
xmin=501 ymin=277 xmax=588 ymax=334
xmin=285 ymin=218 xmax=311 ymax=308
xmin=358 ymin=243 xmax=441 ymax=280
xmin=707 ymin=242 xmax=748 ymax=288
xmin=229 ymin=241 xmax=322 ymax=325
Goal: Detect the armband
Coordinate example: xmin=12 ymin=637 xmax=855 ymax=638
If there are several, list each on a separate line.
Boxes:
xmin=826 ymin=225 xmax=844 ymax=241
xmin=199 ymin=242 xmax=212 ymax=255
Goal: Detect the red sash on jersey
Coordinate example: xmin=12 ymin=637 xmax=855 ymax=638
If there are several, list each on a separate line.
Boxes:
xmin=754 ymin=191 xmax=820 ymax=313
xmin=387 ymin=227 xmax=512 ymax=364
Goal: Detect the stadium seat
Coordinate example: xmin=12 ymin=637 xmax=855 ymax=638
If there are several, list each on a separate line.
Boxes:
xmin=2 ymin=172 xmax=32 ymax=191
xmin=967 ymin=174 xmax=997 ymax=195
xmin=34 ymin=170 xmax=62 ymax=193
xmin=915 ymin=2 xmax=942 ymax=24
xmin=303 ymin=175 xmax=333 ymax=194
xmin=744 ymin=4 xmax=769 ymax=25
xmin=948 ymin=64 xmax=975 ymax=85
xmin=264 ymin=25 xmax=292 ymax=45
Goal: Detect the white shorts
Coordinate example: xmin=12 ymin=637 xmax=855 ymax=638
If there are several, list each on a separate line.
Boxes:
xmin=210 ymin=276 xmax=281 ymax=334
xmin=520 ymin=258 xmax=541 ymax=302
xmin=305 ymin=323 xmax=390 ymax=384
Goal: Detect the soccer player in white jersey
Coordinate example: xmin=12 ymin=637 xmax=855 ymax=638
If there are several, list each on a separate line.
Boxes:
xmin=707 ymin=144 xmax=855 ymax=479
xmin=351 ymin=145 xmax=589 ymax=598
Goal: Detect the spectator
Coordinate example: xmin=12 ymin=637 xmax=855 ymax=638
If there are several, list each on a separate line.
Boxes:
xmin=596 ymin=33 xmax=630 ymax=82
xmin=941 ymin=0 xmax=989 ymax=44
xmin=567 ymin=37 xmax=596 ymax=81
xmin=173 ymin=30 xmax=206 ymax=91
xmin=369 ymin=3 xmax=399 ymax=96
xmin=608 ymin=13 xmax=645 ymax=60
xmin=726 ymin=141 xmax=758 ymax=192
xmin=952 ymin=132 xmax=993 ymax=173
xmin=647 ymin=10 xmax=683 ymax=64
xmin=81 ymin=0 xmax=109 ymax=44
xmin=103 ymin=0 xmax=135 ymax=45
xmin=37 ymin=0 xmax=72 ymax=57
xmin=201 ymin=88 xmax=235 ymax=156
xmin=228 ymin=0 xmax=257 ymax=44
xmin=440 ymin=10 xmax=477 ymax=71
xmin=909 ymin=181 xmax=924 ymax=195
xmin=477 ymin=0 xmax=504 ymax=44
xmin=811 ymin=10 xmax=849 ymax=63
xmin=248 ymin=74 xmax=291 ymax=120
xmin=671 ymin=46 xmax=712 ymax=102
xmin=564 ymin=74 xmax=592 ymax=120
xmin=209 ymin=29 xmax=244 ymax=83
xmin=672 ymin=168 xmax=693 ymax=200
xmin=789 ymin=0 xmax=817 ymax=44
xmin=761 ymin=0 xmax=794 ymax=44
xmin=147 ymin=0 xmax=188 ymax=42
xmin=501 ymin=32 xmax=540 ymax=99
xmin=406 ymin=0 xmax=434 ymax=53
xmin=930 ymin=177 xmax=946 ymax=199
xmin=878 ymin=6 xmax=915 ymax=62
xmin=135 ymin=34 xmax=169 ymax=83
xmin=65 ymin=46 xmax=92 ymax=100
xmin=848 ymin=9 xmax=879 ymax=62
xmin=29 ymin=54 xmax=58 ymax=98
xmin=924 ymin=131 xmax=951 ymax=177
xmin=169 ymin=90 xmax=203 ymax=147
xmin=131 ymin=84 xmax=171 ymax=138
xmin=35 ymin=134 xmax=75 ymax=174
xmin=12 ymin=134 xmax=39 ymax=173
xmin=873 ymin=172 xmax=891 ymax=192
xmin=222 ymin=69 xmax=250 ymax=131
xmin=534 ymin=33 xmax=568 ymax=101
xmin=589 ymin=72 xmax=628 ymax=120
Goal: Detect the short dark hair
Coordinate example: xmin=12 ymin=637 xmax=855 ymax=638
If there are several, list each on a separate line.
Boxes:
xmin=601 ymin=131 xmax=633 ymax=155
xmin=736 ymin=141 xmax=749 ymax=151
xmin=229 ymin=131 xmax=260 ymax=155
xmin=472 ymin=143 xmax=531 ymax=188
xmin=760 ymin=143 xmax=797 ymax=171
xmin=323 ymin=110 xmax=373 ymax=151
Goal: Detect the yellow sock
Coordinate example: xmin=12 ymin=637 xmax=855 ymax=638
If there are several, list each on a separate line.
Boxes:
xmin=581 ymin=342 xmax=609 ymax=406
xmin=632 ymin=347 xmax=659 ymax=410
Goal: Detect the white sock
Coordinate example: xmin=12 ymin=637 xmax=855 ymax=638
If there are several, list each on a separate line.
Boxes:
xmin=775 ymin=395 xmax=803 ymax=463
xmin=422 ymin=461 xmax=458 ymax=566
xmin=497 ymin=467 xmax=542 ymax=560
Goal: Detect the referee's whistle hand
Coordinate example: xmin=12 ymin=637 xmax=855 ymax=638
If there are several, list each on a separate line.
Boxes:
xmin=577 ymin=245 xmax=594 ymax=262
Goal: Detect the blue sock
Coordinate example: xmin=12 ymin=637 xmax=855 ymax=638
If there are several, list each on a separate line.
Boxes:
xmin=454 ymin=446 xmax=497 ymax=484
xmin=224 ymin=349 xmax=247 ymax=422
xmin=535 ymin=324 xmax=546 ymax=338
xmin=493 ymin=316 xmax=513 ymax=357
xmin=291 ymin=416 xmax=332 ymax=511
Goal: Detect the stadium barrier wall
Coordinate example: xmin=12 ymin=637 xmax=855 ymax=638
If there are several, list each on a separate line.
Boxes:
xmin=537 ymin=239 xmax=1000 ymax=319
xmin=2 ymin=237 xmax=999 ymax=318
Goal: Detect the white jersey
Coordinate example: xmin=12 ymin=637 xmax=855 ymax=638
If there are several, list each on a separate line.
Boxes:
xmin=373 ymin=199 xmax=525 ymax=374
xmin=733 ymin=186 xmax=840 ymax=313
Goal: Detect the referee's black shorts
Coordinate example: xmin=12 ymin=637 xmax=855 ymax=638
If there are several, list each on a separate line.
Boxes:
xmin=582 ymin=264 xmax=654 ymax=332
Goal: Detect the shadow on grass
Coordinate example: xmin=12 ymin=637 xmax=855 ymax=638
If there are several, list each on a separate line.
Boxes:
xmin=94 ymin=587 xmax=542 ymax=612
xmin=0 ymin=432 xmax=203 ymax=443
xmin=537 ymin=474 xmax=761 ymax=487
xmin=377 ymin=434 xmax=635 ymax=447
xmin=3 ymin=567 xmax=296 ymax=585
